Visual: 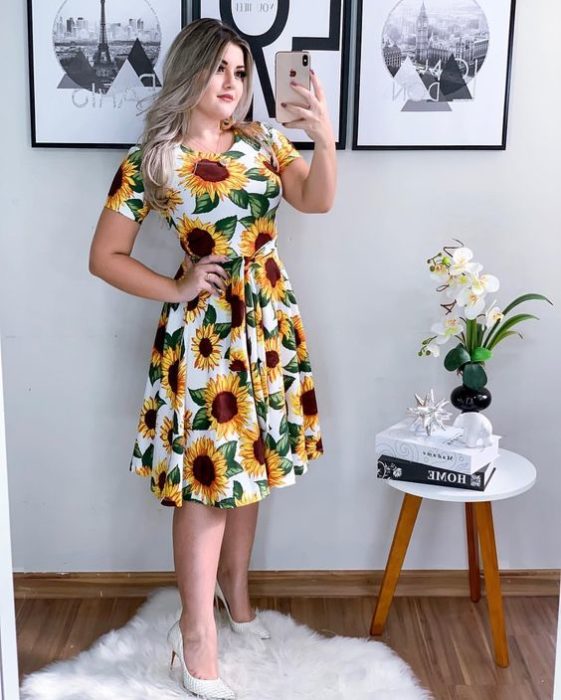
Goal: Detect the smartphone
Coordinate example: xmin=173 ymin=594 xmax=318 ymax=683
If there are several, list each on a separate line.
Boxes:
xmin=275 ymin=51 xmax=311 ymax=123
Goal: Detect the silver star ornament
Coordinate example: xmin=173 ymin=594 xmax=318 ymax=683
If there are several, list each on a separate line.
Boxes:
xmin=406 ymin=389 xmax=452 ymax=436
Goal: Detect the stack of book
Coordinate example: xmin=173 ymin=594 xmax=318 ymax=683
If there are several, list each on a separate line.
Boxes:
xmin=375 ymin=418 xmax=501 ymax=492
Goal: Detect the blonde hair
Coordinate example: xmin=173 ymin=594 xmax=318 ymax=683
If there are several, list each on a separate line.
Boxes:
xmin=136 ymin=18 xmax=274 ymax=213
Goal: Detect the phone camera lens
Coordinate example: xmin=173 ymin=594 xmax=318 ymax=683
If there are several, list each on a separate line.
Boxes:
xmin=303 ymin=55 xmax=308 ymax=66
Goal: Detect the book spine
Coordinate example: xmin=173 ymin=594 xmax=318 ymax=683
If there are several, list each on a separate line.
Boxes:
xmin=377 ymin=456 xmax=488 ymax=491
xmin=376 ymin=440 xmax=487 ymax=474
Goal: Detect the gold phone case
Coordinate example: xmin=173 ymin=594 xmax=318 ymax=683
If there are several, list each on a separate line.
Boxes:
xmin=274 ymin=51 xmax=311 ymax=123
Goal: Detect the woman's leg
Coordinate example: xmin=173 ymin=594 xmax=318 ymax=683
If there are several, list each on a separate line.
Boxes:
xmin=172 ymin=500 xmax=227 ymax=679
xmin=217 ymin=501 xmax=259 ymax=622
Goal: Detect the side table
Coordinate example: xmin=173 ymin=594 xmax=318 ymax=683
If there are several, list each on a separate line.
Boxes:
xmin=370 ymin=448 xmax=536 ymax=667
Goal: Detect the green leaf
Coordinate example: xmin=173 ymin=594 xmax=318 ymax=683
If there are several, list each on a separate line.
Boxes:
xmin=214 ymin=322 xmax=231 ymax=339
xmin=148 ymin=362 xmax=162 ymax=385
xmin=265 ymin=433 xmax=278 ymax=451
xmin=283 ymin=355 xmax=299 ymax=374
xmin=233 ymin=480 xmax=244 ymax=500
xmin=218 ymin=441 xmax=237 ymax=466
xmin=490 ymin=330 xmax=523 ymax=347
xmin=225 ymin=461 xmax=244 ymax=478
xmin=168 ymin=466 xmax=181 ymax=485
xmin=288 ymin=421 xmax=301 ymax=439
xmin=133 ymin=441 xmax=142 ymax=459
xmin=193 ymin=192 xmax=220 ymax=214
xmin=502 ymin=293 xmax=553 ymax=316
xmin=229 ymin=189 xmax=249 ymax=209
xmin=487 ymin=314 xmax=539 ymax=350
xmin=256 ymin=480 xmax=270 ymax=498
xmin=277 ymin=432 xmax=290 ymax=457
xmin=142 ymin=444 xmax=154 ymax=468
xmin=268 ymin=391 xmax=285 ymax=410
xmin=283 ymin=375 xmax=296 ymax=391
xmin=245 ymin=168 xmax=269 ymax=181
xmin=462 ymin=362 xmax=488 ymax=390
xmin=188 ymin=388 xmax=206 ymax=406
xmin=256 ymin=400 xmax=267 ymax=421
xmin=172 ymin=437 xmax=184 ymax=455
xmin=470 ymin=346 xmax=493 ymax=363
xmin=265 ymin=180 xmax=280 ymax=198
xmin=444 ymin=344 xmax=471 ymax=371
xmin=248 ymin=193 xmax=270 ymax=218
xmin=203 ymin=305 xmax=217 ymax=326
xmin=214 ymin=215 xmax=238 ymax=239
xmin=193 ymin=406 xmax=211 ymax=430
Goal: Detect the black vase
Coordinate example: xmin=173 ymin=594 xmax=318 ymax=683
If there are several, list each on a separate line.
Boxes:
xmin=450 ymin=384 xmax=492 ymax=413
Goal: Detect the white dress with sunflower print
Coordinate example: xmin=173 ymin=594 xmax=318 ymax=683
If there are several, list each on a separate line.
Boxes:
xmin=104 ymin=121 xmax=324 ymax=509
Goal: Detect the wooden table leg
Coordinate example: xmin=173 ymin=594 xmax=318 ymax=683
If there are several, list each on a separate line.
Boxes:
xmin=370 ymin=494 xmax=422 ymax=636
xmin=465 ymin=502 xmax=481 ymax=603
xmin=474 ymin=501 xmax=509 ymax=667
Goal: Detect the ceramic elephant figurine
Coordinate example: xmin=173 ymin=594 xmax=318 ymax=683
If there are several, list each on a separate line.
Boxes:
xmin=452 ymin=412 xmax=494 ymax=448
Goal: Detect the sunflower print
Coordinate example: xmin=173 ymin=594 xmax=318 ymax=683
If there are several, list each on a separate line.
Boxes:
xmin=105 ymin=121 xmax=324 ymax=509
xmin=240 ymin=218 xmax=277 ymax=258
xmin=160 ymin=344 xmax=186 ymax=411
xmin=184 ymin=437 xmax=230 ymax=503
xmin=204 ymin=373 xmax=251 ymax=440
xmin=177 ymin=151 xmax=249 ymax=203
xmin=106 ymin=156 xmax=136 ymax=210
xmin=177 ymin=215 xmax=230 ymax=260
xmin=184 ymin=294 xmax=208 ymax=323
xmin=191 ymin=324 xmax=222 ymax=371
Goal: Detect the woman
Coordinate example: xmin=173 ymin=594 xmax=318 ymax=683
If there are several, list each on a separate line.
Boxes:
xmin=89 ymin=17 xmax=336 ymax=699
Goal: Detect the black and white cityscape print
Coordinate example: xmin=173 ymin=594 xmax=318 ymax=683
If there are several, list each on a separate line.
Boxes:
xmin=53 ymin=0 xmax=162 ymax=96
xmin=382 ymin=0 xmax=489 ymax=111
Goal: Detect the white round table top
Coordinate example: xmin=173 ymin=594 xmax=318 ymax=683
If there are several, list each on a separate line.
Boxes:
xmin=382 ymin=448 xmax=536 ymax=503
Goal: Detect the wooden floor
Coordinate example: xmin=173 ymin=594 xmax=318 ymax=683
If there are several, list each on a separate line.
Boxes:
xmin=16 ymin=594 xmax=558 ymax=699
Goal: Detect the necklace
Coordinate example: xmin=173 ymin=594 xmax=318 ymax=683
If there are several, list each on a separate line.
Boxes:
xmin=183 ymin=126 xmax=234 ymax=166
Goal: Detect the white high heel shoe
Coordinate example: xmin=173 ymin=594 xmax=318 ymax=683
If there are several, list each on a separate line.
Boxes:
xmin=167 ymin=620 xmax=236 ymax=699
xmin=214 ymin=580 xmax=271 ymax=640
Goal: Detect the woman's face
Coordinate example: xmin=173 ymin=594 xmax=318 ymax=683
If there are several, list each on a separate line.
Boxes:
xmin=197 ymin=41 xmax=247 ymax=123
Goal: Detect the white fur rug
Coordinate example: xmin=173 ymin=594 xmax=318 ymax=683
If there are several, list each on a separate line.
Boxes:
xmin=20 ymin=587 xmax=431 ymax=700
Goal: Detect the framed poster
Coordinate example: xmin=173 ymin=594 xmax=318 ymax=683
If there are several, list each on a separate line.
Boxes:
xmin=193 ymin=0 xmax=351 ymax=149
xmin=27 ymin=0 xmax=186 ymax=148
xmin=353 ymin=0 xmax=516 ymax=149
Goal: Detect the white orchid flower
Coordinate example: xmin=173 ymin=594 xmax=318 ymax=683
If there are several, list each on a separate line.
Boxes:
xmin=449 ymin=247 xmax=478 ymax=276
xmin=470 ymin=272 xmax=500 ymax=296
xmin=430 ymin=315 xmax=463 ymax=345
xmin=445 ymin=272 xmax=471 ymax=300
xmin=456 ymin=287 xmax=487 ymax=319
xmin=485 ymin=299 xmax=504 ymax=328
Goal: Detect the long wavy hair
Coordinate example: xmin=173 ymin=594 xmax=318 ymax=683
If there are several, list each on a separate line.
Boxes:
xmin=136 ymin=18 xmax=272 ymax=213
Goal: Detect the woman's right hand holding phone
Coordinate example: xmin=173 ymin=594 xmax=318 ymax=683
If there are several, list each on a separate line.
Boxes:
xmin=174 ymin=254 xmax=230 ymax=302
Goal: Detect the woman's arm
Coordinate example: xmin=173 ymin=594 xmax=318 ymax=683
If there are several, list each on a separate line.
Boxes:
xmin=279 ymin=69 xmax=337 ymax=214
xmin=89 ymin=208 xmax=228 ymax=302
xmin=89 ymin=208 xmax=183 ymax=303
xmin=281 ymin=138 xmax=336 ymax=214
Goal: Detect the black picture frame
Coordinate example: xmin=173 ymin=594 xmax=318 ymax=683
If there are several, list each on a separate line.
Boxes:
xmin=27 ymin=0 xmax=188 ymax=149
xmin=192 ymin=0 xmax=351 ymax=150
xmin=352 ymin=0 xmax=517 ymax=150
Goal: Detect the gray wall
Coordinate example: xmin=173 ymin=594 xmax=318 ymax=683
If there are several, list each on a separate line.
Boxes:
xmin=2 ymin=0 xmax=560 ymax=573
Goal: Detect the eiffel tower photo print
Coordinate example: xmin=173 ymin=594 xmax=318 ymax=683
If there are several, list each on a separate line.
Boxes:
xmin=27 ymin=0 xmax=186 ymax=147
xmin=353 ymin=0 xmax=516 ymax=149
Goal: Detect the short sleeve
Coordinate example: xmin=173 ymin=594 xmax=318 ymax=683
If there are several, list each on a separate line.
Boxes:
xmin=104 ymin=145 xmax=151 ymax=223
xmin=265 ymin=123 xmax=302 ymax=174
